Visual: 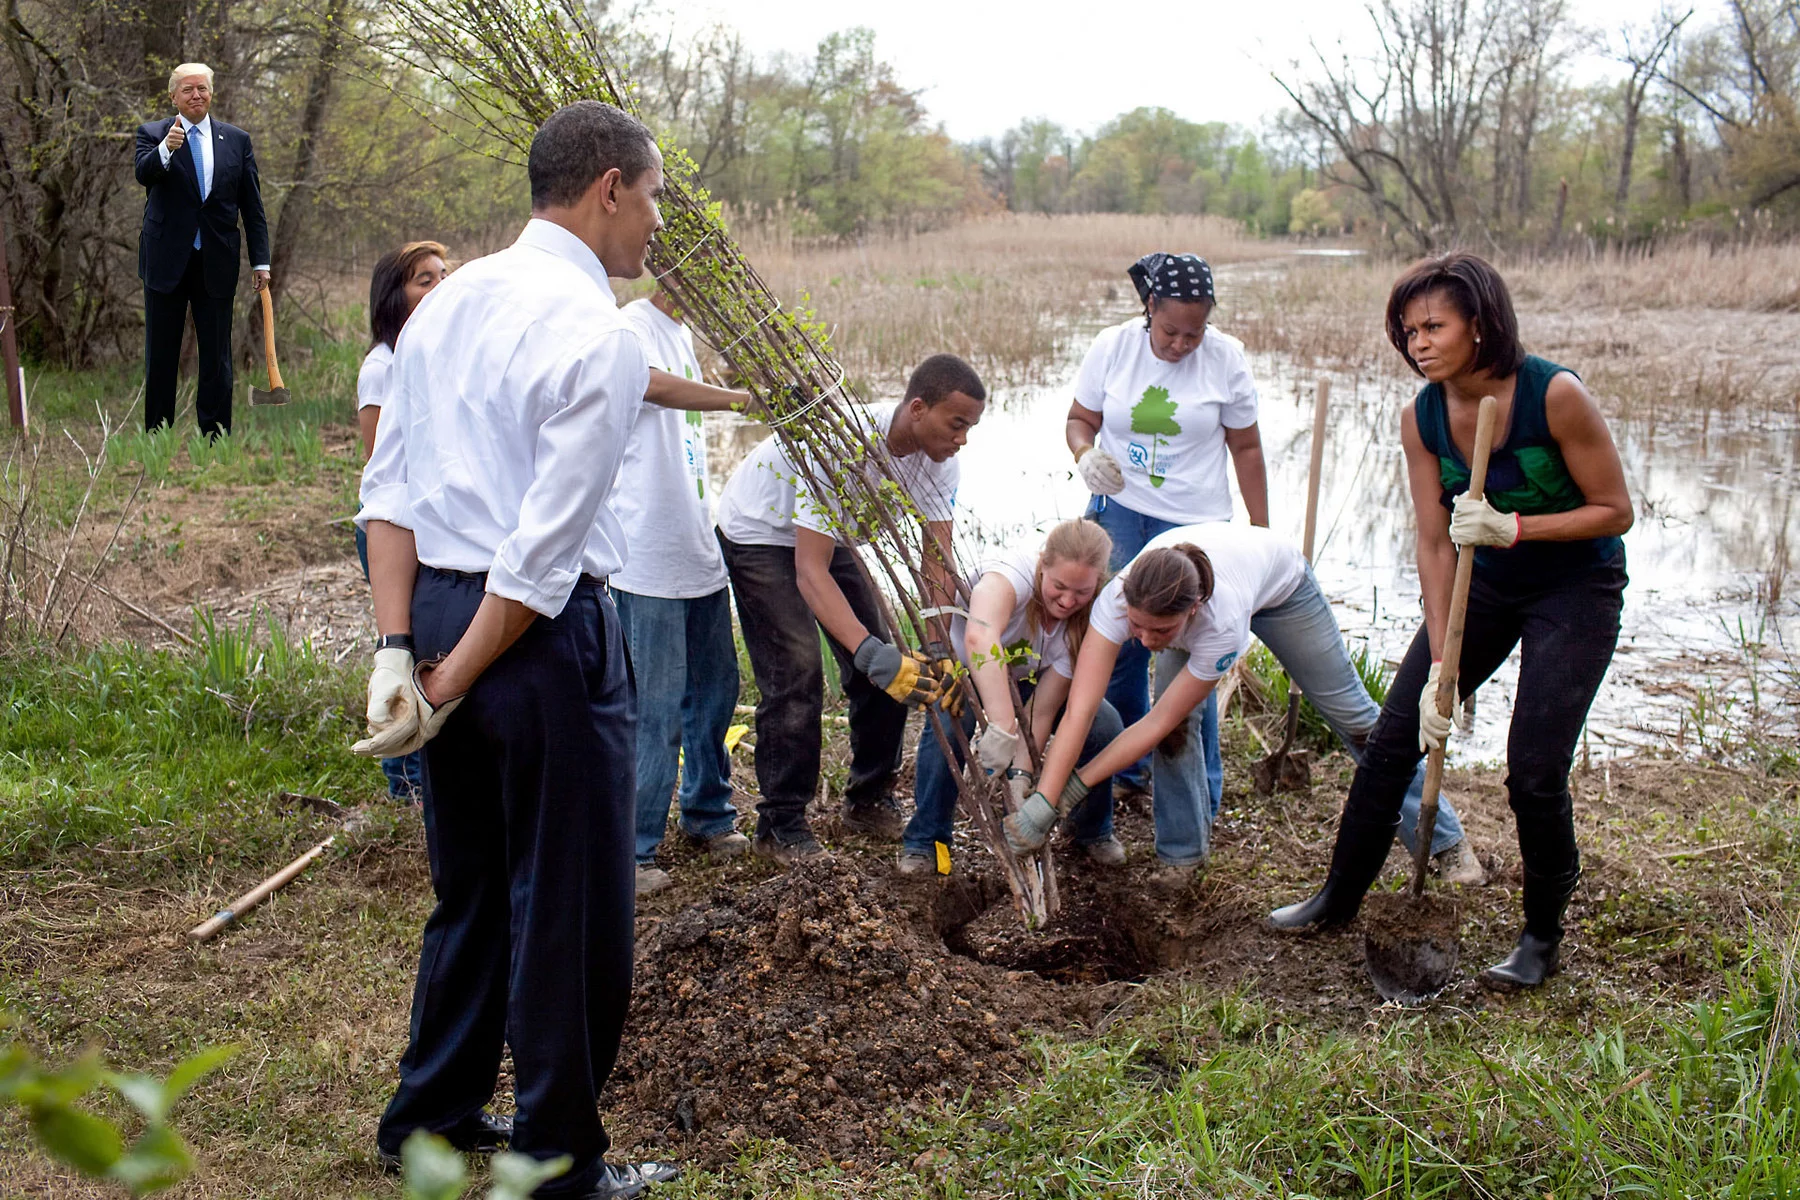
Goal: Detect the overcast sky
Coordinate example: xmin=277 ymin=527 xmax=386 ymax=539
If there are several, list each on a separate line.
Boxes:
xmin=657 ymin=0 xmax=1716 ymax=142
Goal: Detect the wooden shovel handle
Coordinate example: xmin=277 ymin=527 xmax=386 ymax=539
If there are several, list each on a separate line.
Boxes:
xmin=1409 ymin=394 xmax=1498 ymax=897
xmin=1277 ymin=379 xmax=1332 ymax=711
xmin=188 ymin=835 xmax=333 ymax=942
xmin=259 ymin=285 xmax=284 ymax=390
xmin=1301 ymin=377 xmax=1330 ymax=563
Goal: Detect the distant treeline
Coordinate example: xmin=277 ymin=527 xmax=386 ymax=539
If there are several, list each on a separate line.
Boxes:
xmin=641 ymin=0 xmax=1800 ymax=248
xmin=1 ymin=0 xmax=1796 ymax=366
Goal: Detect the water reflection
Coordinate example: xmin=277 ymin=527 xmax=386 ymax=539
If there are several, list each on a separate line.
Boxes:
xmin=703 ymin=299 xmax=1797 ymax=763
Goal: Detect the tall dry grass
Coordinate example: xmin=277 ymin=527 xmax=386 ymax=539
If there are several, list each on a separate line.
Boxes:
xmin=713 ymin=212 xmax=1270 ymax=388
xmin=1229 ymin=240 xmax=1800 ymax=419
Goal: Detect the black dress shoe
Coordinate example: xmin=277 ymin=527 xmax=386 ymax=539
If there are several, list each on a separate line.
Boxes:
xmin=581 ymin=1162 xmax=647 ymax=1199
xmin=1479 ymin=932 xmax=1561 ymax=990
xmin=631 ymin=1160 xmax=681 ymax=1184
xmin=376 ymin=1110 xmax=514 ymax=1173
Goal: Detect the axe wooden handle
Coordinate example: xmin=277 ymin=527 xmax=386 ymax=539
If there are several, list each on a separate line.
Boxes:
xmin=259 ymin=285 xmax=284 ymax=390
xmin=188 ymin=835 xmax=333 ymax=943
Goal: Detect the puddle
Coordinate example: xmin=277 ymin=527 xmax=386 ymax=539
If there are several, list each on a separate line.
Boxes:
xmin=705 ymin=277 xmax=1798 ymax=763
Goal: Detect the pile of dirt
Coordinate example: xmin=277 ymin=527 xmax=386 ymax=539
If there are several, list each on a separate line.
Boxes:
xmin=609 ymin=857 xmax=1080 ymax=1162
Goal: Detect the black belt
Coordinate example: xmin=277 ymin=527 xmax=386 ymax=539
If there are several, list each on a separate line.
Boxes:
xmin=428 ymin=565 xmax=610 ymax=592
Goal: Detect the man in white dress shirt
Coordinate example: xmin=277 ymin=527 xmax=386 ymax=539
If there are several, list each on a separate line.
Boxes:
xmin=354 ymin=101 xmax=741 ymax=1199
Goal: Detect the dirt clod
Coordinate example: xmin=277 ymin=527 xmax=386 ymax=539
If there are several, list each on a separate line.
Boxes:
xmin=610 ymin=857 xmax=1071 ymax=1162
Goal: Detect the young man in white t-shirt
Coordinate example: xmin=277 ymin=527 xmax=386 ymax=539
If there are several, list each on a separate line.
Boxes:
xmin=612 ymin=289 xmax=748 ymax=896
xmin=715 ymin=354 xmax=986 ymax=861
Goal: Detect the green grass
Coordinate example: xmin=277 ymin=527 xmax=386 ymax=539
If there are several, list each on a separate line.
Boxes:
xmin=1240 ymin=640 xmax=1390 ymax=751
xmin=0 ymin=612 xmax=378 ymax=874
xmin=859 ymin=953 xmax=1800 ymax=1199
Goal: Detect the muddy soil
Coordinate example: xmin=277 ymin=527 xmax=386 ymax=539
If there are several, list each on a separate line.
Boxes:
xmin=607 ymin=859 xmax=1095 ymax=1166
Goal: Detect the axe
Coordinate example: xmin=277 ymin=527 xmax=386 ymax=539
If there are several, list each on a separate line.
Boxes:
xmin=250 ymin=285 xmax=289 ymax=406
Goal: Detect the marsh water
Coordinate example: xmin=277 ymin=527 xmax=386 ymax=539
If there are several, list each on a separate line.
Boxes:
xmin=707 ymin=268 xmax=1798 ymax=764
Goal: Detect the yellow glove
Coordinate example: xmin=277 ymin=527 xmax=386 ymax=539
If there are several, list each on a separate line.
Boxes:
xmin=922 ymin=641 xmax=963 ymax=717
xmin=853 ymin=636 xmax=942 ymax=708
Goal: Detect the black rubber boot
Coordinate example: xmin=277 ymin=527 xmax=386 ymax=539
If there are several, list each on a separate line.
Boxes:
xmin=1268 ymin=817 xmax=1398 ymax=931
xmin=1480 ymin=867 xmax=1579 ymax=991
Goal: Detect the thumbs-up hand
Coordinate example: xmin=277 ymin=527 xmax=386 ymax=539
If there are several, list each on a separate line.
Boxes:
xmin=165 ymin=122 xmax=187 ymax=152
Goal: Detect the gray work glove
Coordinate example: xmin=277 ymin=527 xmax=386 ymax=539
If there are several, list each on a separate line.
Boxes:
xmin=1003 ymin=774 xmax=1090 ymax=855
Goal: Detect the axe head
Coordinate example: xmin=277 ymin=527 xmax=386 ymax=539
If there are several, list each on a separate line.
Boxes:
xmin=250 ymin=385 xmax=290 ymax=406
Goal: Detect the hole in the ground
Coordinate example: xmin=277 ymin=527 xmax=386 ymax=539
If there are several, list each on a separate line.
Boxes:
xmin=929 ymin=875 xmax=1164 ymax=985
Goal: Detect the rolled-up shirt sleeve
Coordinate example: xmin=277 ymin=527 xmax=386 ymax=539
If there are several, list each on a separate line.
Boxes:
xmin=488 ymin=330 xmax=648 ymax=617
xmin=356 ymin=387 xmax=410 ymax=531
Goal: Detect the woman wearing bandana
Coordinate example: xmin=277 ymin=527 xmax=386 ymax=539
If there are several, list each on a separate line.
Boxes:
xmin=1066 ymin=253 xmax=1256 ymax=819
xmin=1064 ymin=253 xmax=1481 ymax=884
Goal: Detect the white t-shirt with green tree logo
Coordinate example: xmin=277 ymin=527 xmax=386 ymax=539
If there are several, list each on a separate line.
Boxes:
xmin=1074 ymin=318 xmax=1259 ymax=523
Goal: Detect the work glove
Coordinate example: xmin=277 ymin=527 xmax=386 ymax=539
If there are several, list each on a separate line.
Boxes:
xmin=921 ymin=640 xmax=964 ymax=717
xmin=351 ymin=647 xmax=419 ymax=758
xmin=854 ymin=635 xmax=942 ymax=708
xmin=1418 ymin=660 xmax=1453 ymax=753
xmin=353 ymin=658 xmax=466 ymax=758
xmin=1449 ymin=493 xmax=1521 ymax=548
xmin=1003 ymin=767 xmax=1035 ymax=812
xmin=1003 ymin=774 xmax=1090 ymax=854
xmin=1076 ymin=446 xmax=1126 ymax=495
xmin=974 ymin=724 xmax=1021 ymax=775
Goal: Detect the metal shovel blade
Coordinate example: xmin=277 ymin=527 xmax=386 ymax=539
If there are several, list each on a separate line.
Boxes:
xmin=250 ymin=385 xmax=290 ymax=406
xmin=1362 ymin=891 xmax=1460 ymax=1004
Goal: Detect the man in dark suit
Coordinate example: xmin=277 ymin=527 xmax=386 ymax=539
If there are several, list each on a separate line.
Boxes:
xmin=134 ymin=62 xmax=270 ymax=437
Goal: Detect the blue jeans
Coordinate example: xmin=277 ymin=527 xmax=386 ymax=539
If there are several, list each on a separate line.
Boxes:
xmin=904 ymin=690 xmax=1125 ymax=856
xmin=613 ymin=588 xmax=741 ymax=865
xmin=1086 ymin=498 xmax=1222 ymax=806
xmin=357 ymin=524 xmax=424 ymax=801
xmin=1150 ymin=565 xmax=1466 ymax=866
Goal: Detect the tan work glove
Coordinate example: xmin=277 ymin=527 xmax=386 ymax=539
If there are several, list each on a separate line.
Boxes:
xmin=1449 ymin=493 xmax=1521 ymax=548
xmin=1076 ymin=446 xmax=1125 ymax=495
xmin=352 ymin=647 xmax=420 ymax=758
xmin=1418 ymin=660 xmax=1452 ymax=753
xmin=974 ymin=724 xmax=1021 ymax=775
xmin=853 ymin=636 xmax=942 ymax=708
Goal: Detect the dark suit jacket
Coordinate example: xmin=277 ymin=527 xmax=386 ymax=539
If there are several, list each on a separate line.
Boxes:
xmin=134 ymin=116 xmax=270 ymax=298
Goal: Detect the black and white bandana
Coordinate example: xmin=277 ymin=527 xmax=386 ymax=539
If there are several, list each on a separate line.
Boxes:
xmin=1127 ymin=252 xmax=1215 ymax=304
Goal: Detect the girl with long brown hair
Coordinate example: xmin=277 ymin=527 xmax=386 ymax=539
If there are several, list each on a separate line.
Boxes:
xmin=899 ymin=519 xmax=1126 ymax=872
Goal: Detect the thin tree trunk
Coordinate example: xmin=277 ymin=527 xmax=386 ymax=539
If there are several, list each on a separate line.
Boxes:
xmin=266 ymin=0 xmax=349 ymax=301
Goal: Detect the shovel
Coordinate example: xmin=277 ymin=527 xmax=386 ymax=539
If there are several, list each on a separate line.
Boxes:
xmin=1254 ymin=378 xmax=1331 ymax=795
xmin=249 ymin=285 xmax=289 ymax=406
xmin=1363 ymin=394 xmax=1497 ymax=1003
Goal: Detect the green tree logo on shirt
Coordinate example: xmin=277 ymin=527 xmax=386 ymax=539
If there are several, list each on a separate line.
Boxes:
xmin=1130 ymin=385 xmax=1181 ymax=488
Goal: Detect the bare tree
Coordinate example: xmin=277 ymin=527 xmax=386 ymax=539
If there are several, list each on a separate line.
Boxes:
xmin=1614 ymin=8 xmax=1691 ymax=227
xmin=1275 ymin=0 xmax=1506 ymax=248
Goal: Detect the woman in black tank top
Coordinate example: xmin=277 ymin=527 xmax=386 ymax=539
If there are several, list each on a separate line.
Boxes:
xmin=1269 ymin=252 xmax=1634 ymax=992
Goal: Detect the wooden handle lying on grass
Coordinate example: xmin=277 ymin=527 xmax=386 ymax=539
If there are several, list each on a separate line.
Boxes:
xmin=188 ymin=835 xmax=333 ymax=943
xmin=1409 ymin=395 xmax=1497 ymax=898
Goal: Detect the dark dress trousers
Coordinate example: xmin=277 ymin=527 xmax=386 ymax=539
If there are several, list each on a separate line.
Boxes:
xmin=134 ymin=116 xmax=269 ymax=436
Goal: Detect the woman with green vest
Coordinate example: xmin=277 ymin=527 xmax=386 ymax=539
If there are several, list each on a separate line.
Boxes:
xmin=1269 ymin=252 xmax=1634 ymax=991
